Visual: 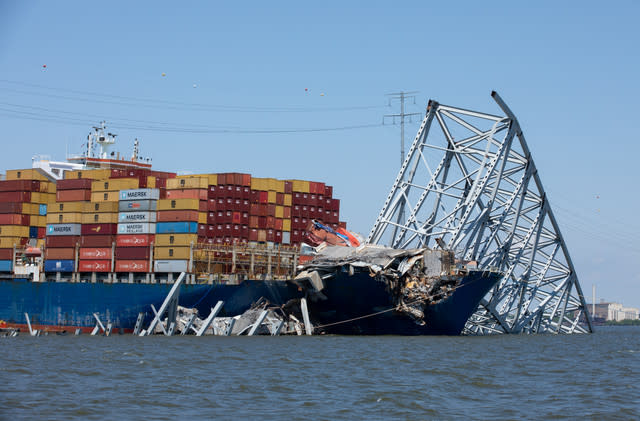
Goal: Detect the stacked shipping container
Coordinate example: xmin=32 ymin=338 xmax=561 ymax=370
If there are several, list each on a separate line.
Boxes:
xmin=115 ymin=188 xmax=159 ymax=272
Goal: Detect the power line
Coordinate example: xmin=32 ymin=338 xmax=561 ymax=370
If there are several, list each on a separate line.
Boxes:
xmin=383 ymin=91 xmax=422 ymax=166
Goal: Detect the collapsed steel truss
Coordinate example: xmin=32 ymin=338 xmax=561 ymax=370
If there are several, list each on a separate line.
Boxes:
xmin=368 ymin=91 xmax=592 ymax=334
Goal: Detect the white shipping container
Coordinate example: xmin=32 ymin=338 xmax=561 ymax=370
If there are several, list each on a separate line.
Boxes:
xmin=117 ymin=222 xmax=156 ymax=235
xmin=154 ymin=259 xmax=189 ymax=273
xmin=118 ymin=212 xmax=157 ymax=223
xmin=119 ymin=189 xmax=160 ymax=201
xmin=46 ymin=223 xmax=82 ymax=236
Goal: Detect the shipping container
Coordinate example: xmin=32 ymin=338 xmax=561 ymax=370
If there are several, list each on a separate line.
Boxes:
xmin=30 ymin=192 xmax=56 ymax=204
xmin=64 ymin=169 xmax=111 ymax=180
xmin=5 ymin=168 xmax=49 ymax=181
xmin=0 ymin=260 xmax=12 ymax=272
xmin=91 ymin=178 xmax=139 ymax=192
xmin=44 ymin=248 xmax=75 ymax=260
xmin=80 ymin=235 xmax=114 ymax=248
xmin=0 ymin=191 xmax=31 ymax=202
xmin=39 ymin=204 xmax=47 ymax=216
xmin=0 ymin=237 xmax=27 ymax=248
xmin=116 ymin=234 xmax=154 ymax=247
xmin=79 ymin=247 xmax=112 ymax=260
xmin=90 ymin=191 xmax=120 ymax=202
xmin=157 ymin=198 xmax=199 ymax=211
xmin=46 ymin=212 xmax=83 ymax=224
xmin=0 ymin=214 xmax=30 ymax=225
xmin=119 ymin=188 xmax=160 ymax=201
xmin=156 ymin=221 xmax=198 ymax=234
xmin=282 ymin=231 xmax=291 ymax=244
xmin=156 ymin=210 xmax=199 ymax=222
xmin=118 ymin=211 xmax=157 ymax=223
xmin=0 ymin=179 xmax=40 ymax=192
xmin=155 ymin=233 xmax=197 ymax=247
xmin=44 ymin=259 xmax=75 ymax=272
xmin=81 ymin=213 xmax=119 ymax=224
xmin=51 ymin=202 xmax=84 ymax=213
xmin=78 ymin=260 xmax=111 ymax=272
xmin=81 ymin=223 xmax=118 ymax=236
xmin=83 ymin=201 xmax=119 ymax=213
xmin=115 ymin=260 xmax=150 ymax=272
xmin=167 ymin=176 xmax=209 ymax=190
xmin=165 ymin=189 xmax=208 ymax=200
xmin=46 ymin=235 xmax=80 ymax=248
xmin=29 ymin=226 xmax=38 ymax=238
xmin=57 ymin=189 xmax=92 ymax=202
xmin=117 ymin=222 xmax=156 ymax=235
xmin=56 ymin=178 xmax=93 ymax=190
xmin=116 ymin=246 xmax=151 ymax=260
xmin=154 ymin=259 xmax=188 ymax=273
xmin=118 ymin=199 xmax=157 ymax=212
xmin=0 ymin=225 xmax=29 ymax=237
xmin=44 ymin=224 xmax=79 ymax=236
xmin=0 ymin=248 xmax=13 ymax=260
xmin=155 ymin=246 xmax=190 ymax=259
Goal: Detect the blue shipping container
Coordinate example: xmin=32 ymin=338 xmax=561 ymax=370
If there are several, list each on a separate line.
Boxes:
xmin=29 ymin=226 xmax=38 ymax=239
xmin=39 ymin=204 xmax=47 ymax=216
xmin=0 ymin=260 xmax=13 ymax=272
xmin=44 ymin=260 xmax=75 ymax=273
xmin=156 ymin=221 xmax=198 ymax=234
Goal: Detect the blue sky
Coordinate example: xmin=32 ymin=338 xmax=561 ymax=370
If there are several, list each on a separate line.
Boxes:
xmin=1 ymin=1 xmax=639 ymax=307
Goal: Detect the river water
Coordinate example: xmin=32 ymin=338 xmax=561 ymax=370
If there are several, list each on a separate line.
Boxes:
xmin=1 ymin=326 xmax=639 ymax=420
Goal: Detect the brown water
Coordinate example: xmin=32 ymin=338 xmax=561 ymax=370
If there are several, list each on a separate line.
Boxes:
xmin=1 ymin=327 xmax=639 ymax=420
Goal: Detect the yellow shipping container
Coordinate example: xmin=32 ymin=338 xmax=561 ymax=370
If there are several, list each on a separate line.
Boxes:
xmin=267 ymin=191 xmax=277 ymax=204
xmin=52 ymin=202 xmax=85 ymax=213
xmin=284 ymin=194 xmax=292 ymax=207
xmin=155 ymin=234 xmax=198 ymax=247
xmin=91 ymin=191 xmax=120 ymax=202
xmin=0 ymin=225 xmax=29 ymax=237
xmin=91 ymin=178 xmax=139 ymax=192
xmin=283 ymin=219 xmax=291 ymax=232
xmin=0 ymin=237 xmax=24 ymax=248
xmin=206 ymin=174 xmax=217 ymax=186
xmin=290 ymin=180 xmax=310 ymax=193
xmin=47 ymin=212 xmax=83 ymax=224
xmin=275 ymin=206 xmax=284 ymax=218
xmin=198 ymin=212 xmax=207 ymax=224
xmin=167 ymin=176 xmax=209 ymax=190
xmin=147 ymin=176 xmax=156 ymax=188
xmin=157 ymin=198 xmax=199 ymax=211
xmin=64 ymin=169 xmax=111 ymax=180
xmin=5 ymin=169 xmax=50 ymax=181
xmin=39 ymin=181 xmax=56 ymax=193
xmin=81 ymin=213 xmax=119 ymax=224
xmin=31 ymin=215 xmax=47 ymax=226
xmin=250 ymin=177 xmax=269 ymax=191
xmin=269 ymin=179 xmax=285 ymax=193
xmin=155 ymin=246 xmax=191 ymax=260
xmin=21 ymin=203 xmax=39 ymax=215
xmin=30 ymin=192 xmax=57 ymax=204
xmin=82 ymin=201 xmax=119 ymax=213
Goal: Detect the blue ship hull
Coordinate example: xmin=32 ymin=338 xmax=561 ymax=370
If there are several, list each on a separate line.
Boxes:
xmin=0 ymin=270 xmax=499 ymax=335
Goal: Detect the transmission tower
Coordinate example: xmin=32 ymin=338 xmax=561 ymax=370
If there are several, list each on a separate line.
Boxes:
xmin=368 ymin=91 xmax=593 ymax=335
xmin=384 ymin=91 xmax=421 ymax=167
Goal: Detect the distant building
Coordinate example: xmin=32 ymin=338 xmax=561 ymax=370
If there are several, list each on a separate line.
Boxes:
xmin=588 ymin=301 xmax=640 ymax=322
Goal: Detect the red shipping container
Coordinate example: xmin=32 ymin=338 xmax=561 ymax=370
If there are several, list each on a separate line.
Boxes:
xmin=249 ymin=203 xmax=260 ymax=216
xmin=0 ymin=180 xmax=40 ymax=192
xmin=249 ymin=228 xmax=258 ymax=241
xmin=206 ymin=225 xmax=215 ymax=238
xmin=274 ymin=218 xmax=283 ymax=231
xmin=283 ymin=207 xmax=291 ymax=219
xmin=37 ymin=227 xmax=46 ymax=239
xmin=0 ymin=248 xmax=14 ymax=259
xmin=249 ymin=216 xmax=259 ymax=228
xmin=46 ymin=235 xmax=80 ymax=248
xmin=0 ymin=203 xmax=24 ymax=213
xmin=56 ymin=178 xmax=92 ymax=190
xmin=116 ymin=234 xmax=154 ymax=247
xmin=56 ymin=189 xmax=92 ymax=202
xmin=241 ymin=211 xmax=249 ymax=225
xmin=258 ymin=217 xmax=267 ymax=229
xmin=275 ymin=230 xmax=282 ymax=243
xmin=80 ymin=235 xmax=114 ymax=247
xmin=250 ymin=190 xmax=259 ymax=202
xmin=258 ymin=191 xmax=268 ymax=204
xmin=0 ymin=191 xmax=31 ymax=202
xmin=116 ymin=246 xmax=150 ymax=260
xmin=284 ymin=181 xmax=292 ymax=194
xmin=156 ymin=178 xmax=168 ymax=189
xmin=198 ymin=224 xmax=208 ymax=237
xmin=207 ymin=212 xmax=216 ymax=225
xmin=276 ymin=192 xmax=284 ymax=205
xmin=232 ymin=212 xmax=241 ymax=224
xmin=0 ymin=214 xmax=30 ymax=225
xmin=115 ymin=260 xmax=149 ymax=272
xmin=339 ymin=221 xmax=347 ymax=229
xmin=207 ymin=199 xmax=217 ymax=211
xmin=199 ymin=200 xmax=207 ymax=212
xmin=82 ymin=224 xmax=117 ymax=236
xmin=324 ymin=185 xmax=333 ymax=197
xmin=266 ymin=229 xmax=275 ymax=242
xmin=266 ymin=216 xmax=275 ymax=228
xmin=78 ymin=260 xmax=111 ymax=272
xmin=157 ymin=210 xmax=199 ymax=222
xmin=207 ymin=185 xmax=218 ymax=199
xmin=79 ymin=247 xmax=112 ymax=259
xmin=45 ymin=247 xmax=75 ymax=260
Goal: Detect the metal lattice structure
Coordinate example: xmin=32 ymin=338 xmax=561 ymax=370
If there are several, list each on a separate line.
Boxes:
xmin=368 ymin=91 xmax=592 ymax=334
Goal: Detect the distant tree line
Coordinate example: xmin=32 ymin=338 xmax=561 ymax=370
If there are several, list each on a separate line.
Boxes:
xmin=604 ymin=319 xmax=640 ymax=326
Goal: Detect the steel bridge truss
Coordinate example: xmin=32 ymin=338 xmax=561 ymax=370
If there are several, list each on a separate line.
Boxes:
xmin=368 ymin=91 xmax=592 ymax=334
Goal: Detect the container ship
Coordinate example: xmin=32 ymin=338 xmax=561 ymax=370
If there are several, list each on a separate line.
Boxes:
xmin=0 ymin=123 xmax=500 ymax=335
